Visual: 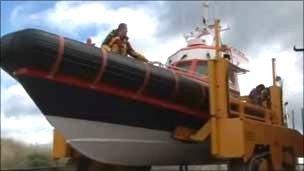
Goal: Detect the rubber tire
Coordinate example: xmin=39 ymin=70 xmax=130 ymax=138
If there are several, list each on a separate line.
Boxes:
xmin=228 ymin=157 xmax=271 ymax=171
xmin=282 ymin=149 xmax=297 ymax=171
xmin=228 ymin=159 xmax=248 ymax=171
xmin=282 ymin=163 xmax=296 ymax=171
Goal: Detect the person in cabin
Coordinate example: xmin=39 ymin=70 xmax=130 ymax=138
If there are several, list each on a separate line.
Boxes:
xmin=249 ymin=84 xmax=266 ymax=105
xmin=101 ymin=23 xmax=148 ymax=62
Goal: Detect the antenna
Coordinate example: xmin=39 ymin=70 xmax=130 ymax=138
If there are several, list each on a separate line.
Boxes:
xmin=183 ymin=1 xmax=229 ymax=42
xmin=183 ymin=1 xmax=211 ymax=41
xmin=202 ymin=1 xmax=209 ymax=26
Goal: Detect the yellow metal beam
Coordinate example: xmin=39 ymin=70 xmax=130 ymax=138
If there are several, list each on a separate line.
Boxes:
xmin=210 ymin=58 xmax=230 ymax=156
xmin=173 ymin=126 xmax=197 ymax=142
xmin=196 ymin=20 xmax=231 ymax=157
xmin=214 ymin=19 xmax=221 ymax=59
xmin=272 ymin=58 xmax=276 ymax=86
xmin=217 ymin=118 xmax=245 ymax=157
xmin=190 ymin=120 xmax=211 ymax=141
xmin=270 ymin=86 xmax=283 ymax=125
xmin=53 ymin=129 xmax=72 ymax=160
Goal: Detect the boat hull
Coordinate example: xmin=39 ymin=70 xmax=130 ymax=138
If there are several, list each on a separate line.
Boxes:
xmin=48 ymin=115 xmax=214 ymax=166
xmin=11 ymin=66 xmax=213 ymax=165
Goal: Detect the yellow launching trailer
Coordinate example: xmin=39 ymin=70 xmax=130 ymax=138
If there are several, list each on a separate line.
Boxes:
xmin=175 ymin=57 xmax=303 ymax=170
xmin=174 ymin=20 xmax=304 ymax=171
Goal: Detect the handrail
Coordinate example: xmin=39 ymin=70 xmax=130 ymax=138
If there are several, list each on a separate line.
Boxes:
xmin=230 ymin=111 xmax=266 ymax=122
xmin=230 ymin=97 xmax=268 ymax=112
xmin=229 ymin=96 xmax=272 ymax=123
xmin=244 ymin=114 xmax=267 ymax=122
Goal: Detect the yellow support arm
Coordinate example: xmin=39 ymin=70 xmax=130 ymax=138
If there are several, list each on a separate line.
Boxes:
xmin=53 ymin=129 xmax=72 ymax=160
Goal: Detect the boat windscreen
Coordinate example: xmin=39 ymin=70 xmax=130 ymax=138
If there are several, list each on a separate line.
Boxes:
xmin=176 ymin=61 xmax=191 ymax=71
xmin=195 ymin=61 xmax=208 ymax=75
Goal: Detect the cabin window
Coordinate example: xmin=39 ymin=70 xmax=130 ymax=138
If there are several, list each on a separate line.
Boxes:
xmin=195 ymin=61 xmax=208 ymax=75
xmin=181 ymin=54 xmax=187 ymax=60
xmin=223 ymin=53 xmax=231 ymax=60
xmin=206 ymin=53 xmax=211 ymax=59
xmin=176 ymin=61 xmax=191 ymax=70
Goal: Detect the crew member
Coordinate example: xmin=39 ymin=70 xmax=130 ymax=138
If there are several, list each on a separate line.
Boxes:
xmin=102 ymin=23 xmax=148 ymax=62
xmin=249 ymin=84 xmax=265 ymax=105
xmin=261 ymin=87 xmax=271 ymax=108
xmin=86 ymin=38 xmax=95 ymax=47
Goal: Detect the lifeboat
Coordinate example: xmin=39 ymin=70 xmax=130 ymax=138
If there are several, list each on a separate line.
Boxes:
xmin=1 ymin=19 xmax=248 ymax=165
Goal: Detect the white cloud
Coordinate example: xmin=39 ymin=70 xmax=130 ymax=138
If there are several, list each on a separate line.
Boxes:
xmin=1 ymin=70 xmax=52 ymax=144
xmin=1 ymin=113 xmax=53 ymax=144
xmin=239 ymin=42 xmax=303 ymax=96
xmin=1 ymin=81 xmax=53 ymax=144
xmin=137 ymin=35 xmax=186 ymax=63
xmin=1 ymin=82 xmax=41 ymax=117
xmin=12 ymin=2 xmax=162 ymax=39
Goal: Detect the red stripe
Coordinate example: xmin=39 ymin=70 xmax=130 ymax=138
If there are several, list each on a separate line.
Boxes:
xmin=181 ymin=45 xmax=215 ymax=51
xmin=187 ymin=43 xmax=208 ymax=47
xmin=134 ymin=63 xmax=151 ymax=98
xmin=91 ymin=48 xmax=108 ymax=87
xmin=14 ymin=67 xmax=209 ymax=120
xmin=48 ymin=36 xmax=64 ymax=78
xmin=169 ymin=61 xmax=209 ymax=84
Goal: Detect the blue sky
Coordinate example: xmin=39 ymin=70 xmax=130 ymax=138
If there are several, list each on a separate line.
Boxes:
xmin=1 ymin=1 xmax=52 ymax=34
xmin=1 ymin=1 xmax=303 ymax=144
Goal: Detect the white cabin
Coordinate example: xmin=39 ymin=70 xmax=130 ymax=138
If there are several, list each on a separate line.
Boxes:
xmin=165 ymin=21 xmax=248 ymax=96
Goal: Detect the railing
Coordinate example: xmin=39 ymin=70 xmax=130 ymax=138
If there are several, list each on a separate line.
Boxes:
xmin=229 ymin=97 xmax=272 ymax=123
xmin=150 ymin=61 xmax=272 ymax=124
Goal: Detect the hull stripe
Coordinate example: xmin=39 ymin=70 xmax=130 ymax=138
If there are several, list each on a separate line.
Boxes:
xmin=134 ymin=62 xmax=151 ymax=98
xmin=49 ymin=36 xmax=65 ymax=78
xmin=92 ymin=47 xmax=109 ymax=87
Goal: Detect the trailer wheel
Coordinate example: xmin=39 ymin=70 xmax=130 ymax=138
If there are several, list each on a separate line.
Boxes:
xmin=228 ymin=152 xmax=271 ymax=171
xmin=228 ymin=159 xmax=247 ymax=171
xmin=249 ymin=157 xmax=271 ymax=171
xmin=282 ymin=162 xmax=297 ymax=171
xmin=74 ymin=156 xmax=92 ymax=171
xmin=282 ymin=148 xmax=297 ymax=171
